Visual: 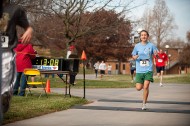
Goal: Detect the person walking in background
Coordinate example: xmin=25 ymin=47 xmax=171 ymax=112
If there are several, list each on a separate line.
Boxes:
xmin=154 ymin=48 xmax=168 ymax=87
xmin=94 ymin=61 xmax=99 ymax=78
xmin=129 ymin=58 xmax=136 ymax=83
xmin=107 ymin=64 xmax=112 ymax=75
xmin=132 ymin=30 xmax=158 ymax=110
xmin=99 ymin=61 xmax=106 ymax=78
xmin=13 ymin=39 xmax=36 ymax=96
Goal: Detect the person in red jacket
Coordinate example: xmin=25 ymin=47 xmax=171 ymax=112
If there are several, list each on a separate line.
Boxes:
xmin=154 ymin=49 xmax=168 ymax=87
xmin=13 ymin=39 xmax=36 ymax=96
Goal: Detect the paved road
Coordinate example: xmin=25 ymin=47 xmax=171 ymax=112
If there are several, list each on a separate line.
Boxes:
xmin=4 ymin=82 xmax=190 ymax=126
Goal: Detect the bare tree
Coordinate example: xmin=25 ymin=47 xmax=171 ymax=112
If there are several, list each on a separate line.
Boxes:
xmin=178 ymin=30 xmax=190 ymax=67
xmin=16 ymin=0 xmax=134 ymax=41
xmin=140 ymin=0 xmax=177 ymax=48
xmin=140 ymin=8 xmax=153 ymax=32
xmin=13 ymin=0 xmax=145 ymax=60
xmin=163 ymin=38 xmax=185 ymax=49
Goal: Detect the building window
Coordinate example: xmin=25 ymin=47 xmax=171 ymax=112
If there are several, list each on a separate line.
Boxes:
xmin=123 ymin=64 xmax=125 ymax=70
xmin=116 ymin=64 xmax=119 ymax=70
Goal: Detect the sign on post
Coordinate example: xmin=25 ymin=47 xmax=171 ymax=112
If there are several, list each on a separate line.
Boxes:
xmin=134 ymin=36 xmax=140 ymax=44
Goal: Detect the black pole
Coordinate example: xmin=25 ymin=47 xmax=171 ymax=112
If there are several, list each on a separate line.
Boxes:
xmin=83 ymin=60 xmax=85 ymax=99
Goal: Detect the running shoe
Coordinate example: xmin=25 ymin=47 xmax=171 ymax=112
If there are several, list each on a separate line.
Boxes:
xmin=142 ymin=104 xmax=147 ymax=110
xmin=160 ymin=83 xmax=163 ymax=87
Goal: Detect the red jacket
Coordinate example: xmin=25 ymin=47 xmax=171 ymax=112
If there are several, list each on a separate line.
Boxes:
xmin=14 ymin=43 xmax=36 ymax=72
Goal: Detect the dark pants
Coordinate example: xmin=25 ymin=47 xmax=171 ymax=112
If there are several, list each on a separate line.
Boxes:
xmin=95 ymin=69 xmax=98 ymax=77
xmin=13 ymin=72 xmax=27 ymax=96
xmin=45 ymin=74 xmax=55 ymax=78
xmin=70 ymin=74 xmax=76 ymax=84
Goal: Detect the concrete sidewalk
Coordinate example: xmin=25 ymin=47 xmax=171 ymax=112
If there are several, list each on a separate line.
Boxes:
xmin=4 ymin=83 xmax=190 ymax=126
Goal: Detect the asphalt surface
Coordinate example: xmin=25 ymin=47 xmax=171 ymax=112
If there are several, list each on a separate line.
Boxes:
xmin=4 ymin=74 xmax=190 ymax=126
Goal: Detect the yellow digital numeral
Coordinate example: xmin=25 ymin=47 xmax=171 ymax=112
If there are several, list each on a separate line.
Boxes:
xmin=54 ymin=59 xmax=59 ymax=66
xmin=50 ymin=59 xmax=54 ymax=66
xmin=43 ymin=59 xmax=47 ymax=66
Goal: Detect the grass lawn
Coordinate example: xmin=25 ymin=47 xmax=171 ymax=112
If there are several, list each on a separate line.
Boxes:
xmin=50 ymin=77 xmax=136 ymax=88
xmin=154 ymin=74 xmax=190 ymax=84
xmin=3 ymin=94 xmax=88 ymax=125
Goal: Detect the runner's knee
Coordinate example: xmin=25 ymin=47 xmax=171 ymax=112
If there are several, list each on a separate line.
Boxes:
xmin=136 ymin=84 xmax=143 ymax=91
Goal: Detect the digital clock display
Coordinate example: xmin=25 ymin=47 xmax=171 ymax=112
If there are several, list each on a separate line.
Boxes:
xmin=34 ymin=57 xmax=60 ymax=66
xmin=32 ymin=57 xmax=80 ymax=72
xmin=32 ymin=57 xmax=62 ymax=70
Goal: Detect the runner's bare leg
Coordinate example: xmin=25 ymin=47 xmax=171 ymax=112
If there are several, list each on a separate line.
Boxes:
xmin=143 ymin=80 xmax=150 ymax=104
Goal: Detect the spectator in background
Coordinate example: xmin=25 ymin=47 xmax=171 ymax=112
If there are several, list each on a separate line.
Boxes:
xmin=45 ymin=74 xmax=55 ymax=78
xmin=107 ymin=64 xmax=112 ymax=75
xmin=99 ymin=61 xmax=106 ymax=78
xmin=66 ymin=41 xmax=78 ymax=59
xmin=94 ymin=61 xmax=99 ymax=78
xmin=13 ymin=39 xmax=36 ymax=96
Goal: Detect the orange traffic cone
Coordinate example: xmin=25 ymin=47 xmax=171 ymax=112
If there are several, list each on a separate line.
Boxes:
xmin=46 ymin=79 xmax=51 ymax=93
xmin=81 ymin=50 xmax=87 ymax=60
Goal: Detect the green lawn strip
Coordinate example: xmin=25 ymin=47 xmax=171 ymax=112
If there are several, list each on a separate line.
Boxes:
xmin=50 ymin=79 xmax=135 ymax=88
xmin=74 ymin=80 xmax=135 ymax=88
xmin=154 ymin=74 xmax=190 ymax=84
xmin=3 ymin=94 xmax=88 ymax=124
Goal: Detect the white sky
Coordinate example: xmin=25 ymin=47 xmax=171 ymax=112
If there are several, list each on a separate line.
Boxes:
xmin=128 ymin=0 xmax=190 ymax=42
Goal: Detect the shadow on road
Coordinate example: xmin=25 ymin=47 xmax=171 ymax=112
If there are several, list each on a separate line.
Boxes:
xmin=98 ymin=99 xmax=190 ymax=105
xmin=73 ymin=99 xmax=190 ymax=114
